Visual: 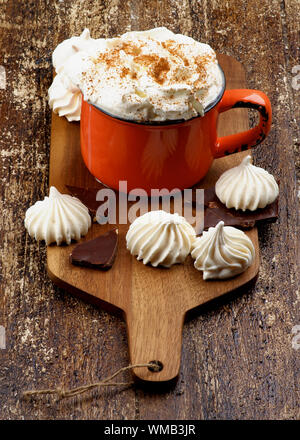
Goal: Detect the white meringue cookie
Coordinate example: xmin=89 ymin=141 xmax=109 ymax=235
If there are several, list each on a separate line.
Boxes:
xmin=48 ymin=74 xmax=82 ymax=121
xmin=215 ymin=155 xmax=279 ymax=211
xmin=24 ymin=187 xmax=91 ymax=245
xmin=126 ymin=210 xmax=196 ymax=267
xmin=191 ymin=221 xmax=255 ymax=280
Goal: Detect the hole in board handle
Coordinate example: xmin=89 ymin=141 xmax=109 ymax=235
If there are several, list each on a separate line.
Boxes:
xmin=148 ymin=360 xmax=164 ymax=372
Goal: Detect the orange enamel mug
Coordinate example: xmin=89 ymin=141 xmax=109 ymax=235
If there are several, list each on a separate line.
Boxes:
xmin=80 ymin=68 xmax=271 ymax=194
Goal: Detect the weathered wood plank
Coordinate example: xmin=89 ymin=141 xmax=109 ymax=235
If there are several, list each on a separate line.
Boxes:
xmin=0 ymin=0 xmax=136 ymax=420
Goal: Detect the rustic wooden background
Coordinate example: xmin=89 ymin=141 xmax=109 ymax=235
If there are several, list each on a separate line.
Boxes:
xmin=0 ymin=0 xmax=299 ymax=420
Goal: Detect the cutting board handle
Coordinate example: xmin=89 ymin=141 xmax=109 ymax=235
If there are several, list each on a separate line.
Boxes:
xmin=126 ymin=307 xmax=185 ymax=382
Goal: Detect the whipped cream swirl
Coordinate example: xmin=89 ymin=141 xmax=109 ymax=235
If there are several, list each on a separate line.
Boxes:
xmin=48 ymin=74 xmax=82 ymax=121
xmin=215 ymin=155 xmax=279 ymax=211
xmin=126 ymin=210 xmax=196 ymax=267
xmin=54 ymin=27 xmax=223 ymax=122
xmin=49 ymin=29 xmax=99 ymax=121
xmin=24 ymin=186 xmax=91 ymax=245
xmin=52 ymin=28 xmax=98 ymax=73
xmin=191 ymin=221 xmax=255 ymax=280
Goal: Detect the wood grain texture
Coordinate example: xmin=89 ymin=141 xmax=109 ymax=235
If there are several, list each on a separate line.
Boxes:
xmin=0 ymin=0 xmax=299 ymax=419
xmin=47 ymin=54 xmax=259 ymax=383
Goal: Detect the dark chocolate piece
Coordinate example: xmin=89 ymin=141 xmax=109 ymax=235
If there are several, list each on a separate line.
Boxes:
xmin=193 ymin=186 xmax=278 ymax=231
xmin=70 ymin=229 xmax=118 ymax=270
xmin=66 ymin=185 xmax=105 ymax=217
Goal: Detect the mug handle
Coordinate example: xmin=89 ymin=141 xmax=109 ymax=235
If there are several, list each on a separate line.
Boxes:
xmin=212 ymin=89 xmax=272 ymax=158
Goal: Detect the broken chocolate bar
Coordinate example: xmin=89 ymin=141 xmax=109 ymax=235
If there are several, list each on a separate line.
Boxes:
xmin=66 ymin=185 xmax=103 ymax=217
xmin=195 ymin=186 xmax=278 ymax=231
xmin=66 ymin=184 xmax=278 ymax=233
xmin=70 ymin=229 xmax=118 ymax=270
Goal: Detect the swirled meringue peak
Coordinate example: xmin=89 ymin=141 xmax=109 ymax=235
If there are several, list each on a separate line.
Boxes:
xmin=24 ymin=186 xmax=91 ymax=245
xmin=215 ymin=155 xmax=279 ymax=211
xmin=126 ymin=210 xmax=196 ymax=268
xmin=191 ymin=221 xmax=255 ymax=280
xmin=52 ymin=28 xmax=97 ymax=73
xmin=50 ymin=29 xmax=98 ymax=121
xmin=48 ymin=74 xmax=82 ymax=121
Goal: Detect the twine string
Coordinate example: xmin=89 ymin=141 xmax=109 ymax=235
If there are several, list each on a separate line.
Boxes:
xmin=22 ymin=363 xmax=160 ymax=400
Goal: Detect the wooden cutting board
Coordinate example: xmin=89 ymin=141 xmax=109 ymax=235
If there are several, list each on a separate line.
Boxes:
xmin=48 ymin=54 xmax=259 ymax=383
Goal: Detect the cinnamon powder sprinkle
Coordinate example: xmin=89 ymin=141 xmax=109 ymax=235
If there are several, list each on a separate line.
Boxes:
xmin=133 ymin=53 xmax=170 ymax=84
xmin=151 ymin=57 xmax=170 ymax=84
xmin=162 ymin=40 xmax=190 ymax=67
xmin=120 ymin=67 xmax=130 ymax=78
xmin=86 ymin=39 xmax=213 ymax=87
xmin=119 ymin=41 xmax=142 ymax=56
xmin=195 ymin=54 xmax=213 ymax=76
xmin=95 ymin=41 xmax=143 ymax=69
